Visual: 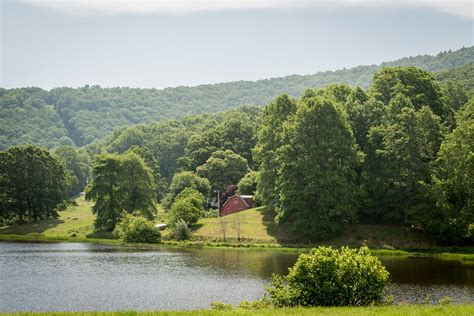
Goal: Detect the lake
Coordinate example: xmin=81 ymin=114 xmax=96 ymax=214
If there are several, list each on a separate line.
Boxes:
xmin=0 ymin=242 xmax=472 ymax=312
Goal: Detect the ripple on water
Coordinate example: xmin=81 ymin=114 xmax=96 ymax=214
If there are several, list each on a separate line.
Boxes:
xmin=1 ymin=242 xmax=473 ymax=312
xmin=385 ymin=283 xmax=474 ymax=305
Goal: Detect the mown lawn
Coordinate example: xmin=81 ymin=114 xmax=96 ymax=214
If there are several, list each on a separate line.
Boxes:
xmin=0 ymin=196 xmax=95 ymax=237
xmin=2 ymin=305 xmax=474 ymax=316
xmin=2 ymin=200 xmax=471 ymax=257
xmin=192 ymin=207 xmax=433 ymax=249
xmin=194 ymin=207 xmax=290 ymax=242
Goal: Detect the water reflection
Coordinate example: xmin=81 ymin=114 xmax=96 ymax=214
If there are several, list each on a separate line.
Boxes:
xmin=381 ymin=256 xmax=474 ymax=285
xmin=0 ymin=242 xmax=472 ymax=312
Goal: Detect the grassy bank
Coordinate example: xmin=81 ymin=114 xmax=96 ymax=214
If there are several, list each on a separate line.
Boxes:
xmin=1 ymin=197 xmax=473 ymax=259
xmin=2 ymin=305 xmax=474 ymax=316
xmin=0 ymin=196 xmax=95 ymax=237
xmin=1 ymin=233 xmax=473 ymax=262
xmin=193 ymin=207 xmax=434 ymax=249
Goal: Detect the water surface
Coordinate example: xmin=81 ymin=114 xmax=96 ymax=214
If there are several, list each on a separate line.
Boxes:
xmin=0 ymin=242 xmax=472 ymax=311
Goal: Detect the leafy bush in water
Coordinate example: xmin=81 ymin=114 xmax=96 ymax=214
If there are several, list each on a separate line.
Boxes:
xmin=266 ymin=246 xmax=389 ymax=307
xmin=116 ymin=213 xmax=161 ymax=243
xmin=174 ymin=218 xmax=191 ymax=240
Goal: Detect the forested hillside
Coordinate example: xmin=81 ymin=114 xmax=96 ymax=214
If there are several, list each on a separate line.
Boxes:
xmin=1 ymin=46 xmax=473 ymax=149
xmin=437 ymin=63 xmax=474 ymax=97
xmin=0 ymin=88 xmax=75 ymax=149
xmin=4 ymin=65 xmax=471 ymax=245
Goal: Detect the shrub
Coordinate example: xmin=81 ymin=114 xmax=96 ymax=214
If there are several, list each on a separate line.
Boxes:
xmin=265 ymin=246 xmax=389 ymax=307
xmin=116 ymin=213 xmax=161 ymax=243
xmin=438 ymin=296 xmax=451 ymax=305
xmin=87 ymin=229 xmax=119 ymax=239
xmin=202 ymin=208 xmax=219 ymax=218
xmin=168 ymin=188 xmax=205 ymax=225
xmin=174 ymin=219 xmax=191 ymax=240
xmin=210 ymin=302 xmax=233 ymax=310
xmin=237 ymin=170 xmax=258 ymax=195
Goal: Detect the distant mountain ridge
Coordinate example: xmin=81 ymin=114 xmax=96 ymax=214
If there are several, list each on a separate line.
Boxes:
xmin=1 ymin=46 xmax=473 ymax=149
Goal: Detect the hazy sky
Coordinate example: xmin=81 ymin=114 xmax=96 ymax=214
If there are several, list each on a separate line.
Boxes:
xmin=1 ymin=0 xmax=473 ymax=89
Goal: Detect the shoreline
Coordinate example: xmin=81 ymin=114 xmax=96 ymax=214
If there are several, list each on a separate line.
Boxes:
xmin=1 ymin=305 xmax=474 ymax=316
xmin=1 ymin=234 xmax=473 ymax=260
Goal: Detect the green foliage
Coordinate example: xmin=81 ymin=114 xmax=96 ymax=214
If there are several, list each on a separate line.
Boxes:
xmin=95 ymin=106 xmax=259 ymax=184
xmin=197 ymin=150 xmax=249 ymax=191
xmin=54 ymin=146 xmax=90 ymax=197
xmin=85 ymin=152 xmax=156 ymax=231
xmin=185 ymin=111 xmax=258 ymax=170
xmin=210 ymin=302 xmax=233 ymax=310
xmin=2 ymin=47 xmax=472 ymax=150
xmin=441 ymin=81 xmax=469 ymax=112
xmin=276 ymin=95 xmax=360 ymax=239
xmin=370 ymin=67 xmax=450 ymax=120
xmin=428 ymin=100 xmax=474 ymax=244
xmin=237 ymin=170 xmax=258 ymax=195
xmin=168 ymin=188 xmax=206 ymax=226
xmin=265 ymin=246 xmax=389 ymax=307
xmin=164 ymin=171 xmax=211 ymax=209
xmin=0 ymin=145 xmax=68 ymax=222
xmin=362 ymin=99 xmax=444 ymax=223
xmin=254 ymin=94 xmax=298 ymax=208
xmin=437 ymin=64 xmax=474 ymax=98
xmin=0 ymin=88 xmax=73 ymax=150
xmin=438 ymin=296 xmax=452 ymax=305
xmin=116 ymin=213 xmax=161 ymax=243
xmin=346 ymin=97 xmax=386 ymax=150
xmin=173 ymin=218 xmax=191 ymax=241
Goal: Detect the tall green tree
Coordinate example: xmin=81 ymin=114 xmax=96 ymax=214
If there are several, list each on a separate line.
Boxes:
xmin=370 ymin=66 xmax=452 ymax=122
xmin=428 ymin=99 xmax=474 ymax=244
xmin=441 ymin=81 xmax=469 ymax=112
xmin=0 ymin=145 xmax=68 ymax=222
xmin=168 ymin=188 xmax=206 ymax=226
xmin=346 ymin=97 xmax=386 ymax=151
xmin=196 ymin=150 xmax=249 ymax=192
xmin=54 ymin=146 xmax=90 ymax=197
xmin=254 ymin=94 xmax=298 ymax=208
xmin=237 ymin=170 xmax=258 ymax=195
xmin=164 ymin=171 xmax=211 ymax=209
xmin=184 ymin=111 xmax=258 ymax=170
xmin=277 ymin=95 xmax=360 ymax=239
xmin=362 ymin=95 xmax=444 ymax=223
xmin=86 ymin=152 xmax=156 ymax=231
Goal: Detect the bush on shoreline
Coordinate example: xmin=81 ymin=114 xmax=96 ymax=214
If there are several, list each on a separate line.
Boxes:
xmin=116 ymin=213 xmax=161 ymax=243
xmin=265 ymin=246 xmax=389 ymax=307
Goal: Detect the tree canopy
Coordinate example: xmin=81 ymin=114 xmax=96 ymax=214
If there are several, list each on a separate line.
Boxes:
xmin=85 ymin=152 xmax=156 ymax=231
xmin=196 ymin=150 xmax=249 ymax=192
xmin=0 ymin=145 xmax=68 ymax=223
xmin=1 ymin=47 xmax=472 ymax=150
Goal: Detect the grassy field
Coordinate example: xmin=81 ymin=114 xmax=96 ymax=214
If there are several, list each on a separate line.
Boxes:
xmin=1 ymin=305 xmax=474 ymax=316
xmin=0 ymin=196 xmax=95 ymax=237
xmin=193 ymin=207 xmax=434 ymax=249
xmin=1 ymin=199 xmax=473 ymax=259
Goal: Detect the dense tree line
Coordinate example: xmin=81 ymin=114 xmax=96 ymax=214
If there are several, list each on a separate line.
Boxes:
xmin=1 ymin=57 xmax=472 ymax=245
xmin=255 ymin=67 xmax=473 ymax=244
xmin=0 ymin=88 xmax=74 ymax=149
xmin=0 ymin=145 xmax=68 ymax=223
xmin=1 ymin=47 xmax=472 ymax=150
